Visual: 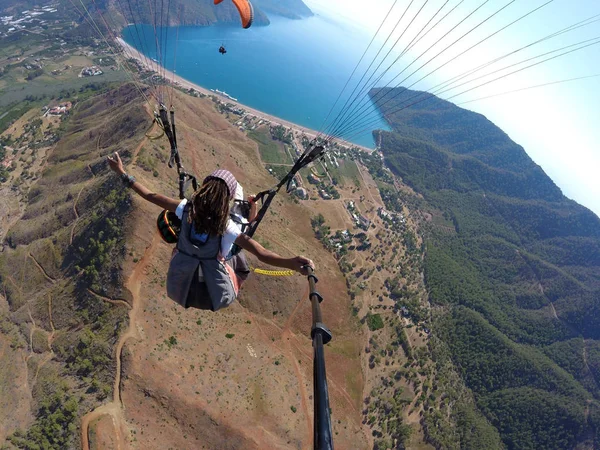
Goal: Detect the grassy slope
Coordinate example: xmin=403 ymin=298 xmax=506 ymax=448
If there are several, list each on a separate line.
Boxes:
xmin=248 ymin=127 xmax=293 ymax=164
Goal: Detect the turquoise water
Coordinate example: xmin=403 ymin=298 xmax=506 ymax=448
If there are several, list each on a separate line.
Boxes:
xmin=122 ymin=16 xmax=390 ymax=148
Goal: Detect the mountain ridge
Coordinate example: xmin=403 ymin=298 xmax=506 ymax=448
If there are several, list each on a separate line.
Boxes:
xmin=372 ymin=86 xmax=600 ymax=449
xmin=106 ymin=0 xmax=313 ymax=27
xmin=0 ymin=0 xmax=313 ymax=27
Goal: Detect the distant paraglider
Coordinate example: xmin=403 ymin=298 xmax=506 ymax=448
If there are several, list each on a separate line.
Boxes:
xmin=219 ymin=45 xmax=227 ymax=55
xmin=214 ymin=0 xmax=254 ymax=29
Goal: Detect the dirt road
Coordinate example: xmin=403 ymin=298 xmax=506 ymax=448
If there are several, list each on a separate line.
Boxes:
xmin=80 ymin=233 xmax=159 ymax=450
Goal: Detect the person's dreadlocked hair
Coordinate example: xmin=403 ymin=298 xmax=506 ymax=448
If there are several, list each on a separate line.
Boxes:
xmin=189 ymin=178 xmax=231 ymax=236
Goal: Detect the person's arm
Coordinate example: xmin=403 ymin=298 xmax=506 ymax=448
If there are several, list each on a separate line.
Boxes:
xmin=107 ymin=151 xmax=180 ymax=212
xmin=234 ymin=233 xmax=314 ymax=275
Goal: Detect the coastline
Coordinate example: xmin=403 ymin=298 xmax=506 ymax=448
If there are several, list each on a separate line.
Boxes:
xmin=116 ymin=37 xmax=374 ymax=153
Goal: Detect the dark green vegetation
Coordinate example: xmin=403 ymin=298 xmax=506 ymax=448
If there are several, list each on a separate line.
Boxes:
xmin=1 ymin=84 xmax=147 ymax=448
xmin=0 ymin=0 xmax=128 ymax=111
xmin=374 ymin=87 xmax=600 ymax=449
xmin=366 ymin=313 xmax=384 ymax=331
xmin=8 ymin=390 xmax=79 ymax=449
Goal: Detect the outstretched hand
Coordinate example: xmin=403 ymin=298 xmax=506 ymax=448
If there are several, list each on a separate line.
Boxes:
xmin=107 ymin=152 xmax=125 ymax=175
xmin=291 ymin=256 xmax=315 ymax=276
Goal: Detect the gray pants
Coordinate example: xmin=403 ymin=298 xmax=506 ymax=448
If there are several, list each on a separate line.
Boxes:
xmin=185 ymin=252 xmax=250 ymax=310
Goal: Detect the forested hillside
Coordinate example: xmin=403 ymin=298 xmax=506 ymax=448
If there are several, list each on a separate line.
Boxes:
xmin=0 ymin=0 xmax=312 ymax=27
xmin=109 ymin=0 xmax=267 ymax=27
xmin=100 ymin=0 xmax=312 ymax=27
xmin=252 ymin=0 xmax=313 ymax=19
xmin=373 ymin=87 xmax=600 ymax=449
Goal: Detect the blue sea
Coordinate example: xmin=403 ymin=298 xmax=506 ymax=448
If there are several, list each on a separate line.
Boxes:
xmin=122 ymin=15 xmax=390 ymax=148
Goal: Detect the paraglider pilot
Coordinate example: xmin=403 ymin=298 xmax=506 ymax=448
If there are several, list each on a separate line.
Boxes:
xmin=106 ymin=152 xmax=314 ymax=312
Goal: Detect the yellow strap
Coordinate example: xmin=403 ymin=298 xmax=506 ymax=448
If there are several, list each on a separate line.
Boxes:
xmin=310 ymin=167 xmax=325 ymax=178
xmin=251 ymin=267 xmax=295 ymax=277
xmin=146 ymin=117 xmax=165 ymax=140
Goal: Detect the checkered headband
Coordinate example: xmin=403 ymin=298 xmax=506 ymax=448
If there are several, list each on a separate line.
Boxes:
xmin=204 ymin=169 xmax=238 ymax=198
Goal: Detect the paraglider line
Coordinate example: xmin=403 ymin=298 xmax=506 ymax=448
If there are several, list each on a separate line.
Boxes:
xmin=331 ymin=0 xmax=555 ymax=140
xmin=118 ymin=0 xmax=160 ymax=99
xmin=324 ymin=0 xmax=488 ymax=139
xmin=315 ymin=0 xmax=400 ymax=138
xmin=74 ymin=0 xmax=151 ymax=107
xmin=333 ymin=0 xmax=555 ymax=138
xmin=458 ymin=73 xmax=600 ymax=105
xmin=336 ymin=12 xmax=600 ymax=141
xmin=321 ymin=0 xmax=417 ymax=140
xmin=343 ymin=38 xmax=600 ymax=143
xmin=324 ymin=0 xmax=439 ymax=138
xmin=324 ymin=0 xmax=460 ymax=141
xmin=329 ymin=0 xmax=516 ymax=140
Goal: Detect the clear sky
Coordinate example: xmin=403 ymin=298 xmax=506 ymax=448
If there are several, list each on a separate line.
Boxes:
xmin=305 ymin=0 xmax=600 ymax=217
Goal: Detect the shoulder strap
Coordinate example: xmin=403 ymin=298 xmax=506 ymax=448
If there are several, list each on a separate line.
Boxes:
xmin=176 ymin=203 xmax=191 ymax=252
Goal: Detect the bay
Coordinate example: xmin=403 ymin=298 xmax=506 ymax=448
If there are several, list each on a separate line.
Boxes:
xmin=122 ymin=15 xmax=390 ymax=148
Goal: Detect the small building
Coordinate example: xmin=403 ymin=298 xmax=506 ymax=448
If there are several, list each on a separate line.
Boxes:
xmin=1 ymin=159 xmax=11 ymax=168
xmin=80 ymin=65 xmax=103 ymax=77
xmin=47 ymin=101 xmax=72 ymax=116
xmin=295 ymin=187 xmax=308 ymax=200
xmin=319 ymin=190 xmax=331 ymax=200
xmin=378 ymin=207 xmax=388 ymax=218
xmin=358 ymin=215 xmax=371 ymax=230
xmin=307 ymin=174 xmax=319 ymax=185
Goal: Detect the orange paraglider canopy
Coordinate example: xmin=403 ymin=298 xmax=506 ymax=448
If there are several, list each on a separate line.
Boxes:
xmin=214 ymin=0 xmax=254 ymax=29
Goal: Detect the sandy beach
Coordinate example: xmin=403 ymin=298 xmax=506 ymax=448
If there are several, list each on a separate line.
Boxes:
xmin=116 ymin=38 xmax=373 ymax=153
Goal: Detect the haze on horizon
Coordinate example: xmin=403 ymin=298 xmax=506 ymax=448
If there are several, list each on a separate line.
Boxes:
xmin=305 ymin=0 xmax=600 ymax=218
